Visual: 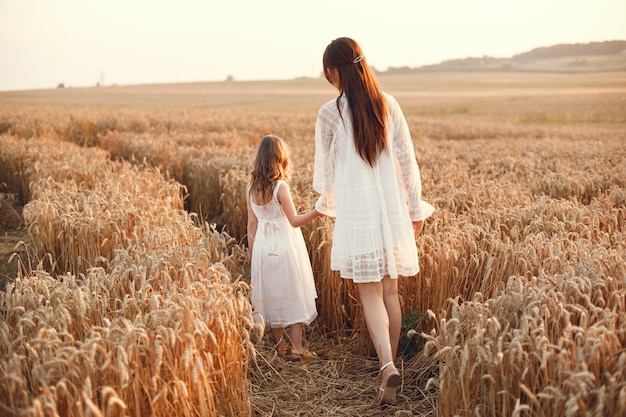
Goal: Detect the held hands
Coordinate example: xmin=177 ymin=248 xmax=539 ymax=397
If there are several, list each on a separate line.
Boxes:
xmin=313 ymin=209 xmax=328 ymax=221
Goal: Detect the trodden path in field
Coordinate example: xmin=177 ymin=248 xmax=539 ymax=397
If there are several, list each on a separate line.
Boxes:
xmin=248 ymin=331 xmax=437 ymax=416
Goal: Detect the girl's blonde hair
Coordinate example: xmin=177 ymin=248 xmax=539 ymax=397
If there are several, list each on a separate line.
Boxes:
xmin=249 ymin=135 xmax=290 ymax=205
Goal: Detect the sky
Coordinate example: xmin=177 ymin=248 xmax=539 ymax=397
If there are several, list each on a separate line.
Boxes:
xmin=1 ymin=0 xmax=625 ymax=91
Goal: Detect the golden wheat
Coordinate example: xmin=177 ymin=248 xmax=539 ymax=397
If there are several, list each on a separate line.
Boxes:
xmin=1 ymin=72 xmax=625 ymax=415
xmin=0 ymin=134 xmax=260 ymax=416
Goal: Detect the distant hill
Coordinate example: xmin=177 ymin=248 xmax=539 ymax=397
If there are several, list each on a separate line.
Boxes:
xmin=383 ymin=40 xmax=626 ymax=74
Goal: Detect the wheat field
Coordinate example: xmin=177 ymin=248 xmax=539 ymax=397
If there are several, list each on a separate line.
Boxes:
xmin=1 ymin=72 xmax=625 ymax=416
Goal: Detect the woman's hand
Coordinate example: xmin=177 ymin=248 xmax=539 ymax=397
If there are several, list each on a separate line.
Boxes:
xmin=413 ymin=221 xmax=424 ymax=238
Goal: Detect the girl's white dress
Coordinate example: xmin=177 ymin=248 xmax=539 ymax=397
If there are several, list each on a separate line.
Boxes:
xmin=249 ymin=180 xmax=318 ymax=328
xmin=313 ymin=92 xmax=435 ymax=283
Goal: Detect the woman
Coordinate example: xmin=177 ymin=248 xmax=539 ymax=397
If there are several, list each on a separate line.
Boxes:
xmin=313 ymin=37 xmax=434 ymax=406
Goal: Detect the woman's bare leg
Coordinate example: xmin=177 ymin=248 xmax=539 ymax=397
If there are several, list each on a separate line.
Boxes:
xmin=356 ymin=280 xmax=394 ymax=367
xmin=382 ymin=276 xmax=401 ymax=359
xmin=357 ymin=277 xmax=402 ymax=404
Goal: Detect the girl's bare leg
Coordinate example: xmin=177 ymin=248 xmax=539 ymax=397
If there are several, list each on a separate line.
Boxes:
xmin=271 ymin=327 xmax=287 ymax=349
xmin=288 ymin=322 xmax=304 ymax=352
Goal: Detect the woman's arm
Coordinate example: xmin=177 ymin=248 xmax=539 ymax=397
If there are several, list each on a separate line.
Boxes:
xmin=277 ymin=182 xmax=320 ymax=228
xmin=389 ymin=95 xmax=434 ymax=222
xmin=313 ymin=102 xmax=338 ymax=217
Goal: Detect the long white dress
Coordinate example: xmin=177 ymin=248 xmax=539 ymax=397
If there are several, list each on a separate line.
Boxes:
xmin=313 ymin=93 xmax=434 ymax=283
xmin=249 ymin=180 xmax=318 ymax=328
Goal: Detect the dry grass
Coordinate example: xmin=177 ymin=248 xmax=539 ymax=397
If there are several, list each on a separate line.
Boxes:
xmin=1 ymin=71 xmax=625 ymax=416
xmin=248 ymin=327 xmax=437 ymax=416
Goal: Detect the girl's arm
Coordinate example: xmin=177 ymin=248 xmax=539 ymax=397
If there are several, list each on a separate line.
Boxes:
xmin=246 ymin=190 xmax=258 ymax=254
xmin=277 ymin=182 xmax=320 ymax=228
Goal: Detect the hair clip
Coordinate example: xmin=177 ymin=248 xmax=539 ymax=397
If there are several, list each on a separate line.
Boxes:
xmin=352 ymin=55 xmax=364 ymax=64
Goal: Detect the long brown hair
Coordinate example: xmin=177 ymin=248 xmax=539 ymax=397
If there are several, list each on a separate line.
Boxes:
xmin=323 ymin=37 xmax=387 ymax=166
xmin=249 ymin=135 xmax=290 ymax=204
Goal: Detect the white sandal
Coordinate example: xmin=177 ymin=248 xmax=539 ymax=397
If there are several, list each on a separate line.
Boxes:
xmin=376 ymin=361 xmax=401 ymax=406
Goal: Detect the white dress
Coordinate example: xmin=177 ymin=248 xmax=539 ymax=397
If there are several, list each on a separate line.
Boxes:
xmin=313 ymin=93 xmax=434 ymax=283
xmin=249 ymin=180 xmax=318 ymax=328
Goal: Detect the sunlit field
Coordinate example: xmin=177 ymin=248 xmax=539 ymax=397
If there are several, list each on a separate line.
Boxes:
xmin=1 ymin=71 xmax=625 ymax=416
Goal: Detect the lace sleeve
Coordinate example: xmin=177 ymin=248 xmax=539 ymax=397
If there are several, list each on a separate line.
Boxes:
xmin=389 ymin=94 xmax=434 ymax=221
xmin=313 ymin=101 xmax=338 ymax=217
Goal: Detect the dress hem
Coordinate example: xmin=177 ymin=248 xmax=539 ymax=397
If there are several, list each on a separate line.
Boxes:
xmin=336 ymin=269 xmax=420 ymax=283
xmin=266 ymin=312 xmax=318 ymax=329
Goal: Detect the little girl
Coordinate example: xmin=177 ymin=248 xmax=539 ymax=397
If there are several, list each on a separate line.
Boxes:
xmin=246 ymin=135 xmax=320 ymax=361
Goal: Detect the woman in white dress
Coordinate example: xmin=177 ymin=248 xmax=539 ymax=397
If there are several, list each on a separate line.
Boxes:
xmin=313 ymin=37 xmax=434 ymax=405
xmin=247 ymin=135 xmax=321 ymax=361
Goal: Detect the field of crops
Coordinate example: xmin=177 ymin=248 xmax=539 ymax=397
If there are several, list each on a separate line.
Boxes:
xmin=1 ymin=71 xmax=625 ymax=416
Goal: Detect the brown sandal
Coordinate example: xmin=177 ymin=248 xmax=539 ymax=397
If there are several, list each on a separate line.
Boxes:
xmin=289 ymin=349 xmax=317 ymax=361
xmin=277 ymin=345 xmax=290 ymax=358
